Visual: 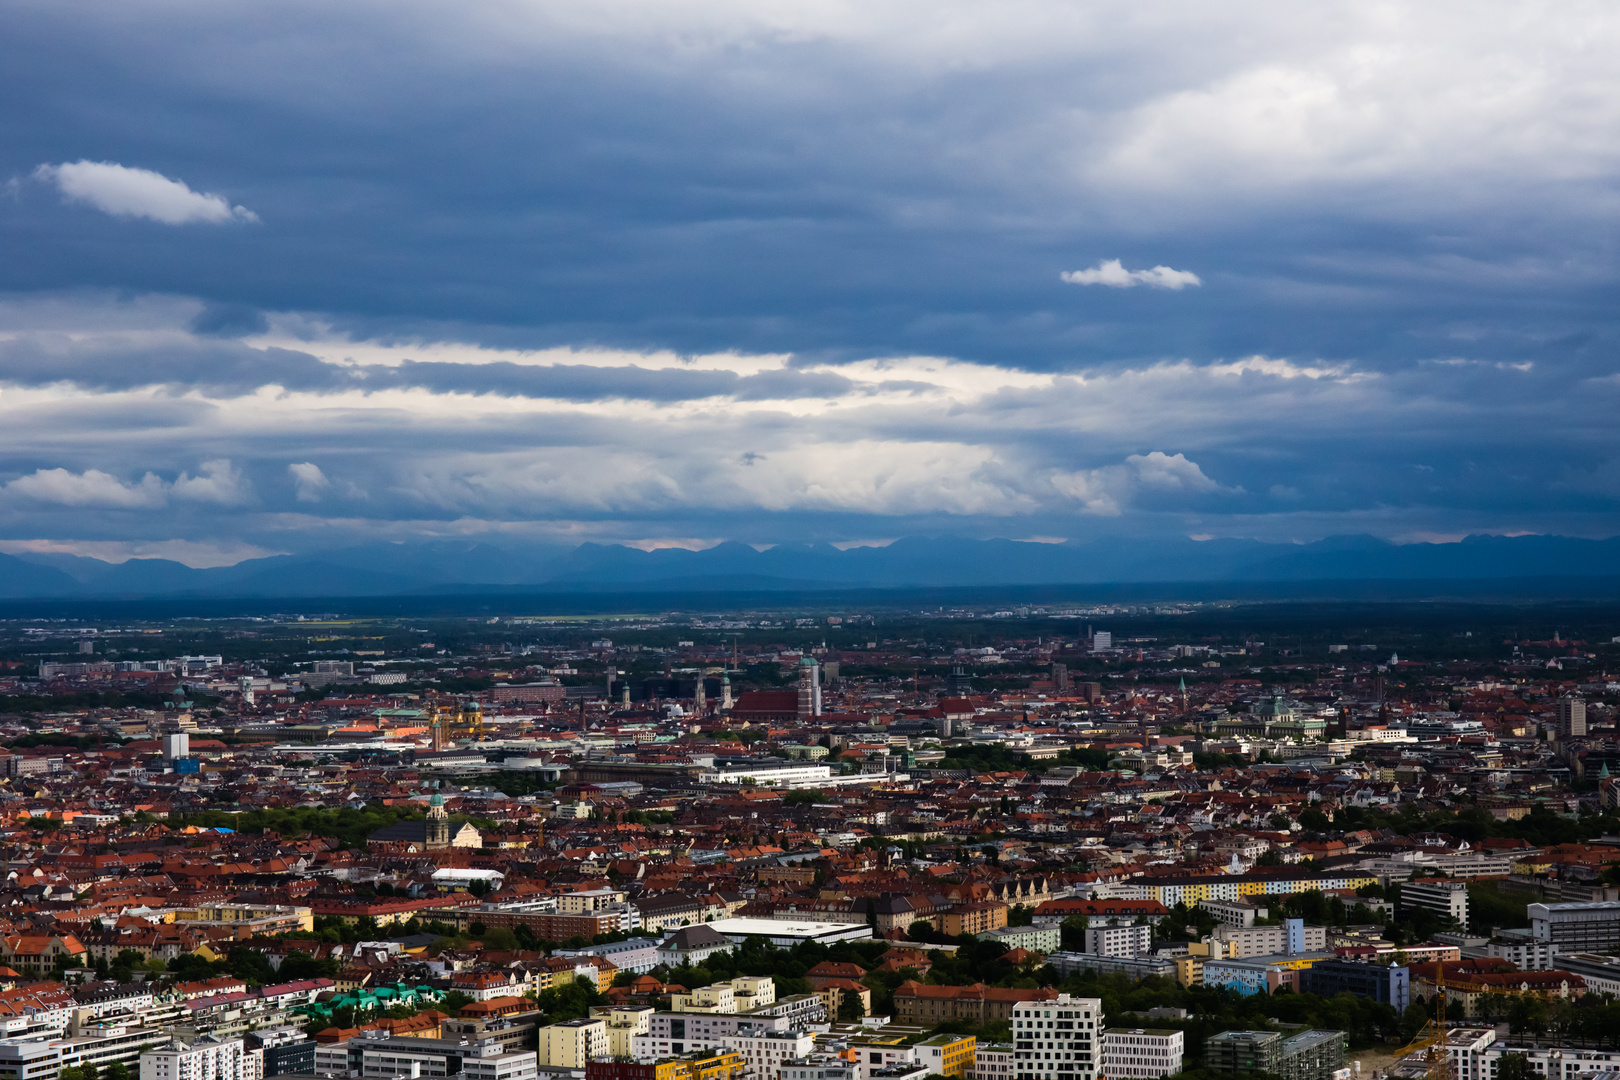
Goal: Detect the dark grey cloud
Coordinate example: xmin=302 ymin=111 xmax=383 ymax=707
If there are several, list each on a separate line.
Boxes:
xmin=1 ymin=2 xmax=1619 ymax=554
xmin=190 ymin=301 xmax=270 ymax=338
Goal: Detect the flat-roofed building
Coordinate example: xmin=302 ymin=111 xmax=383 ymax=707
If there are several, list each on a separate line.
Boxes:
xmin=1402 ymin=880 xmax=1469 ymax=928
xmin=1010 ymin=993 xmax=1102 ymax=1080
xmin=1103 ymin=1029 xmax=1183 ymax=1079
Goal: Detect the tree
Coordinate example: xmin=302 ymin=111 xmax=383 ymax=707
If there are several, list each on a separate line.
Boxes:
xmin=278 ymin=952 xmax=341 ymax=981
xmin=1255 ymin=849 xmax=1284 ymax=867
xmin=1498 ymin=1053 xmax=1529 ymax=1080
xmin=103 ymin=1064 xmax=130 ymax=1080
xmin=225 ymin=946 xmax=276 ymax=986
xmin=168 ymin=953 xmax=226 ymax=981
xmin=837 ymin=989 xmax=865 ymax=1022
xmin=1299 ymin=808 xmax=1332 ymax=831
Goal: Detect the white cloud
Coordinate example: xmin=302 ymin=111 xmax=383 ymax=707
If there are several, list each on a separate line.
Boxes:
xmin=172 ymin=459 xmax=251 ymax=504
xmin=1061 ymin=259 xmax=1202 ymax=290
xmin=33 ymin=161 xmax=258 ymax=225
xmin=288 ymin=461 xmax=330 ymax=502
xmin=1126 ymin=451 xmax=1221 ymax=492
xmin=5 ymin=460 xmax=251 ymax=509
xmin=1051 ymin=451 xmax=1230 ymax=516
xmin=5 ymin=467 xmax=167 ymax=508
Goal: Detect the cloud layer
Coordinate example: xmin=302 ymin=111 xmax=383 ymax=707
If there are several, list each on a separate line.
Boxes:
xmin=0 ymin=2 xmax=1619 ymax=559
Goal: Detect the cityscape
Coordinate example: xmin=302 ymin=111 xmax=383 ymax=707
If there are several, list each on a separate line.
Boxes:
xmin=7 ymin=5 xmax=1620 ymax=1080
xmin=0 ymin=602 xmax=1613 ymax=1080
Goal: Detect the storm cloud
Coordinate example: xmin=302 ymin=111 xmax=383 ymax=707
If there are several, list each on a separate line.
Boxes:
xmin=0 ymin=1 xmax=1618 ymax=559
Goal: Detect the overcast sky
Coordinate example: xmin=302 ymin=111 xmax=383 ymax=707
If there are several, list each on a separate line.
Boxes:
xmin=3 ymin=0 xmax=1619 ymax=565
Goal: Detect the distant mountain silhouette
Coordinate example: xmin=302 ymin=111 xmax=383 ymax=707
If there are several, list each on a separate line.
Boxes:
xmin=3 ymin=533 xmax=1619 ymax=599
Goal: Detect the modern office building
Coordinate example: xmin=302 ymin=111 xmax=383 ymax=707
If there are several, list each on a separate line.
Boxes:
xmin=1102 ymin=1029 xmax=1184 ymax=1079
xmin=1530 ymin=902 xmax=1620 ymax=953
xmin=1299 ymin=960 xmax=1411 ymax=1009
xmin=1402 ymin=880 xmax=1470 ymax=928
xmin=1205 ymin=1031 xmax=1345 ymax=1080
xmin=1558 ymin=696 xmax=1588 ymax=738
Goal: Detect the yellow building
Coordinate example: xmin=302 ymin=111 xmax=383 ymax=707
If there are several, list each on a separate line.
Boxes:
xmin=540 ymin=1017 xmax=608 ymax=1068
xmin=677 ymin=1050 xmax=747 ymax=1080
xmin=940 ymin=903 xmax=1008 ymax=937
xmin=917 ymin=1035 xmax=976 ymax=1078
xmin=671 ymin=977 xmax=776 ymax=1014
xmin=590 ymin=1005 xmax=654 ymax=1057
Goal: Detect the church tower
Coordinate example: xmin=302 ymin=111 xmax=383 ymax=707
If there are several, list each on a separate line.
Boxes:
xmin=426 ymin=790 xmax=452 ymax=848
xmin=720 ymin=674 xmax=732 ymax=712
xmin=693 ymin=673 xmax=706 ymax=716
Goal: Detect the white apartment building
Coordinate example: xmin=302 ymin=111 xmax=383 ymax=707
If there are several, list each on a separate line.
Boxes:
xmin=1085 ymin=925 xmax=1151 ymax=958
xmin=975 ymin=1044 xmax=1016 ymax=1080
xmin=554 ymin=937 xmax=661 ymax=974
xmin=1198 ymin=899 xmax=1267 ymax=928
xmin=981 ymin=927 xmax=1061 ymax=954
xmin=1012 ymin=994 xmax=1103 ymax=1080
xmin=1487 ymin=935 xmax=1558 ymax=971
xmin=557 ymin=888 xmax=626 ymax=914
xmin=1402 ymin=880 xmax=1470 ymax=926
xmin=782 ymin=1057 xmax=859 ymax=1080
xmin=1210 ymin=923 xmax=1327 ymax=959
xmin=632 ymin=1031 xmax=815 ymax=1080
xmin=698 ymin=763 xmax=834 ymax=789
xmin=1102 ymin=1029 xmax=1184 ymax=1079
xmin=314 ymin=1042 xmax=353 ymax=1077
xmin=1530 ymin=902 xmax=1620 ymax=953
xmin=444 ymin=1052 xmax=536 ymax=1080
xmin=140 ymin=1037 xmax=248 ymax=1080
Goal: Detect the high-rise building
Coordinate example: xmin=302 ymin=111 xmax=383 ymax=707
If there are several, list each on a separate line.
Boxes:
xmin=141 ymin=1037 xmax=250 ymax=1080
xmin=1091 ymin=632 xmax=1112 ymax=650
xmin=796 ymin=657 xmax=819 ymax=719
xmin=1558 ymin=696 xmax=1587 ymax=738
xmin=1400 ymin=879 xmax=1469 ymax=927
xmin=1011 ymin=993 xmax=1103 ymax=1080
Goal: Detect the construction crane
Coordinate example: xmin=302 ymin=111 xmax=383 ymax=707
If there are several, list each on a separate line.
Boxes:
xmin=1394 ymin=967 xmax=1451 ymax=1080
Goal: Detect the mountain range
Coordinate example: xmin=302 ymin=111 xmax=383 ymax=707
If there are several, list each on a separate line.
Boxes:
xmin=0 ymin=533 xmax=1617 ymax=599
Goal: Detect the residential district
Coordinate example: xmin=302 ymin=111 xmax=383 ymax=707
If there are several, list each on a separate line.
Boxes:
xmin=0 ymin=609 xmax=1616 ymax=1080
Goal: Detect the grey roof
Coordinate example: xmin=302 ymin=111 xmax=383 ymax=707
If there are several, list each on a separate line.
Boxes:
xmin=660 ymin=924 xmax=730 ymax=950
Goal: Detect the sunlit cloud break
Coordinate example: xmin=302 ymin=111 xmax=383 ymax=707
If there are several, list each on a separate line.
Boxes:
xmin=1061 ymin=259 xmax=1202 ymax=290
xmin=32 ymin=161 xmax=258 ymax=225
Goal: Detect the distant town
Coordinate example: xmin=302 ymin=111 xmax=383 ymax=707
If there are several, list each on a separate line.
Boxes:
xmin=0 ymin=602 xmax=1615 ymax=1080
